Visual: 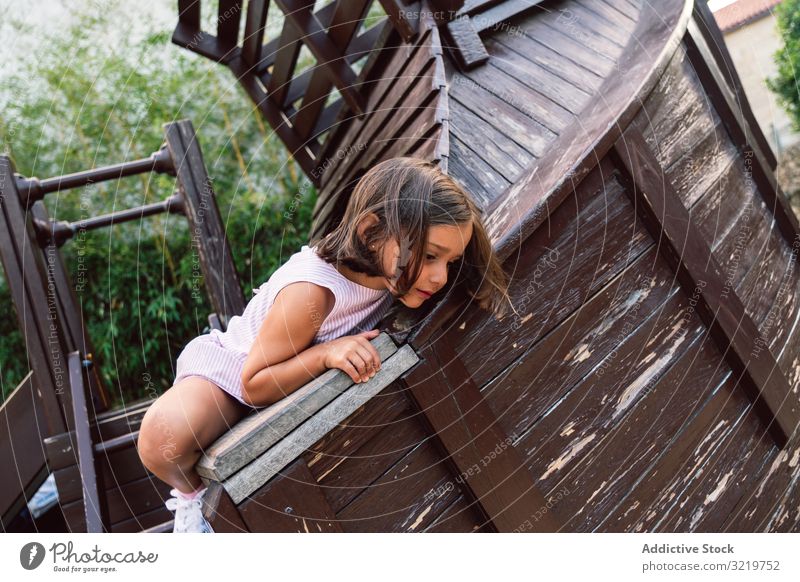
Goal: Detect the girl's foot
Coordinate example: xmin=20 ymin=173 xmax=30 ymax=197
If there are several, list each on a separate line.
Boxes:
xmin=165 ymin=487 xmax=214 ymax=533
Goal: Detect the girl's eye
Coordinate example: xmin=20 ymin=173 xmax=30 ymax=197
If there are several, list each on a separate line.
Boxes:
xmin=426 ymin=254 xmax=436 ymax=260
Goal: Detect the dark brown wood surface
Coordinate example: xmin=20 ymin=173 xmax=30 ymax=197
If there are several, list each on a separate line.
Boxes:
xmin=164 ymin=120 xmax=247 ymax=328
xmin=612 ymin=127 xmax=797 ymax=448
xmin=0 ymin=373 xmax=48 ymax=527
xmin=238 ymin=457 xmax=343 ymax=532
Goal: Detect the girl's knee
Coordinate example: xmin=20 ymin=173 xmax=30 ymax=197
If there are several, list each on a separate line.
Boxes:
xmin=138 ymin=398 xmax=186 ymax=470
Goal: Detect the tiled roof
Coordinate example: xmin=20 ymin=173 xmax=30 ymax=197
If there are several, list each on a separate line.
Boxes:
xmin=713 ymin=0 xmax=783 ymax=33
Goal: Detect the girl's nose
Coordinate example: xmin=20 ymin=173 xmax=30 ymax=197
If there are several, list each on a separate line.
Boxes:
xmin=429 ymin=264 xmax=447 ymax=287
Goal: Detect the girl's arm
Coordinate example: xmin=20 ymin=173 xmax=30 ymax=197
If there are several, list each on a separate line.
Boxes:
xmin=240 ymin=282 xmax=335 ymax=407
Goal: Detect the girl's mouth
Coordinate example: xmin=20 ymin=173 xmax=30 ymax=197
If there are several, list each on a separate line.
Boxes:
xmin=417 ymin=289 xmax=432 ymax=298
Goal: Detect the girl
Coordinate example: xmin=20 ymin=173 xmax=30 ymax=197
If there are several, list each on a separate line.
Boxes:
xmin=137 ymin=157 xmax=511 ymax=532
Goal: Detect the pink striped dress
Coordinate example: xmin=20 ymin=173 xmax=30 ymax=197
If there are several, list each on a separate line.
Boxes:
xmin=174 ymin=244 xmax=394 ymax=407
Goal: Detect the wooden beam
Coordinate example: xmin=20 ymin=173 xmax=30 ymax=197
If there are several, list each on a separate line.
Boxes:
xmin=612 ymin=127 xmax=799 ymax=448
xmin=691 ymin=0 xmax=777 ymax=169
xmin=68 ymin=351 xmax=107 ymax=532
xmin=403 ymin=335 xmax=561 ymax=532
xmin=293 ymin=0 xmax=372 ymax=141
xmin=219 ymin=344 xmax=419 ymax=504
xmin=0 ymin=157 xmax=71 ymax=436
xmin=228 ymin=56 xmax=318 ymax=176
xmin=197 ymin=333 xmax=399 ymax=481
xmin=267 ymin=3 xmax=308 ymax=108
xmin=377 ymin=0 xmax=417 ymax=41
xmin=684 ymin=21 xmax=799 ymax=248
xmin=217 ymin=0 xmax=243 ymax=49
xmin=177 ymin=0 xmax=201 ymax=30
xmin=242 ymin=0 xmax=269 ymax=66
xmin=163 ymin=120 xmax=247 ymax=328
xmin=276 ymin=0 xmax=366 ymax=115
xmin=446 ymin=15 xmax=489 ymax=70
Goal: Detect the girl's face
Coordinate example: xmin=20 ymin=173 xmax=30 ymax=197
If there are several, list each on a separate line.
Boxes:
xmin=383 ymin=221 xmax=473 ymax=308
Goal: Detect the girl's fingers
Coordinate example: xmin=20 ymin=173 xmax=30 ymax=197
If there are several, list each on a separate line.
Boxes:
xmin=354 ymin=345 xmax=376 ymax=375
xmin=356 ymin=337 xmax=382 ymax=371
xmin=341 ymin=360 xmax=361 ymax=384
xmin=348 ymin=352 xmax=370 ymax=381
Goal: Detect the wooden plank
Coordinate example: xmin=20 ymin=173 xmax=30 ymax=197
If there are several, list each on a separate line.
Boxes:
xmin=312 ymin=94 xmax=444 ymax=238
xmin=403 ymin=337 xmax=560 ymax=532
xmin=377 ymin=0 xmax=417 ymax=41
xmin=266 ymin=12 xmax=306 ymax=108
xmin=197 ymin=333 xmax=398 ymax=481
xmin=589 ymin=209 xmax=797 ymax=531
xmin=555 ymin=1 xmax=628 ymax=48
xmin=424 ymin=494 xmax=484 ymax=532
xmin=455 ymin=162 xmax=650 ymax=389
xmin=312 ymin=43 xmax=439 ymax=224
xmin=44 ymin=403 xmax=150 ymax=471
xmin=241 ymin=0 xmax=268 ymax=66
xmin=520 ymin=17 xmax=615 ymax=79
xmin=592 ymin=221 xmax=789 ymax=533
xmin=468 ymin=0 xmax=544 ymax=35
xmin=448 ymin=75 xmax=554 ymax=157
xmin=293 ymin=0 xmax=371 ymax=141
xmin=0 ymin=157 xmax=71 ymax=435
xmin=303 ymin=382 xmax=410 ymax=482
xmin=335 ymin=438 xmax=464 ymax=531
xmin=68 ymin=351 xmax=106 ymax=532
xmin=446 ymin=15 xmax=489 ymax=70
xmin=62 ymin=475 xmax=172 ymax=532
xmin=317 ymin=30 xmax=437 ymax=194
xmin=276 ymin=0 xmax=365 ymax=115
xmin=684 ymin=21 xmax=799 ymax=248
xmin=691 ymin=0 xmax=777 ymax=169
xmin=558 ymin=333 xmax=727 ymax=531
xmin=0 ymin=372 xmax=47 ymax=525
xmin=220 ymin=345 xmax=420 ymax=503
xmin=53 ymin=442 xmax=148 ymax=505
xmin=481 ymin=0 xmax=689 ymax=264
xmin=448 ymin=134 xmax=509 ymax=206
xmin=612 ymin=127 xmax=799 ymax=448
xmin=575 ymin=0 xmax=637 ymax=31
xmin=238 ymin=457 xmax=342 ymax=532
xmin=315 ymin=408 xmax=428 ymax=513
xmin=164 ymin=120 xmax=246 ymax=328
xmin=177 ymin=0 xmax=201 ymax=30
xmin=202 ymin=481 xmax=249 ymax=532
xmin=601 ymin=373 xmax=748 ymax=531
xmin=217 ymin=0 xmax=243 ymax=49
xmin=487 ymin=34 xmax=603 ymax=96
xmin=30 ymin=201 xmax=111 ymax=414
xmin=315 ymin=29 xmax=430 ymax=189
xmin=465 ymin=60 xmax=575 ymax=131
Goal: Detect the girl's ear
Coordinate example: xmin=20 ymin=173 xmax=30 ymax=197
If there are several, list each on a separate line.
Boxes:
xmin=357 ymin=212 xmax=380 ymax=244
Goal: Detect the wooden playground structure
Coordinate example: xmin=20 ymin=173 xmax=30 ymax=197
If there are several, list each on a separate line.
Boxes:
xmin=2 ymin=0 xmax=800 ymax=532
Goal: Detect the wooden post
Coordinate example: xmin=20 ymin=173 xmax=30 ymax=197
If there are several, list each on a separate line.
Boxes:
xmin=163 ymin=120 xmax=247 ymax=328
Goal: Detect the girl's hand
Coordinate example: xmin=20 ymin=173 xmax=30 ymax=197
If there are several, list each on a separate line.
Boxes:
xmin=322 ymin=329 xmax=382 ymax=383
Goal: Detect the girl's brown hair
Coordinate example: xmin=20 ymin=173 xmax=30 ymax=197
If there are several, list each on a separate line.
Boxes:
xmin=315 ymin=157 xmax=512 ymax=318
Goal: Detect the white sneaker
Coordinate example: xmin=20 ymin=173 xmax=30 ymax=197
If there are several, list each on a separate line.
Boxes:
xmin=165 ymin=487 xmax=214 ymax=533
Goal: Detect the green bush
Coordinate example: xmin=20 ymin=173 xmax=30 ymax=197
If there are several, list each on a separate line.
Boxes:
xmin=0 ymin=1 xmax=315 ymax=406
xmin=769 ymin=0 xmax=800 ymax=130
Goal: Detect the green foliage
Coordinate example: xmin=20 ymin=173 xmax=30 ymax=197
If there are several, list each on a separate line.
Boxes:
xmin=0 ymin=1 xmax=315 ymax=405
xmin=769 ymin=0 xmax=800 ymax=131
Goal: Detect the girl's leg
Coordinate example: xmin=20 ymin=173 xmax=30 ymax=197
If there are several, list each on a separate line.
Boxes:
xmin=137 ymin=376 xmax=249 ymax=493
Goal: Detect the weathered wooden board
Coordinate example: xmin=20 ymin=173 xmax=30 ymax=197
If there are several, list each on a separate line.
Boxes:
xmin=220 ymin=345 xmax=419 ymax=504
xmin=197 ymin=333 xmax=398 ymax=481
